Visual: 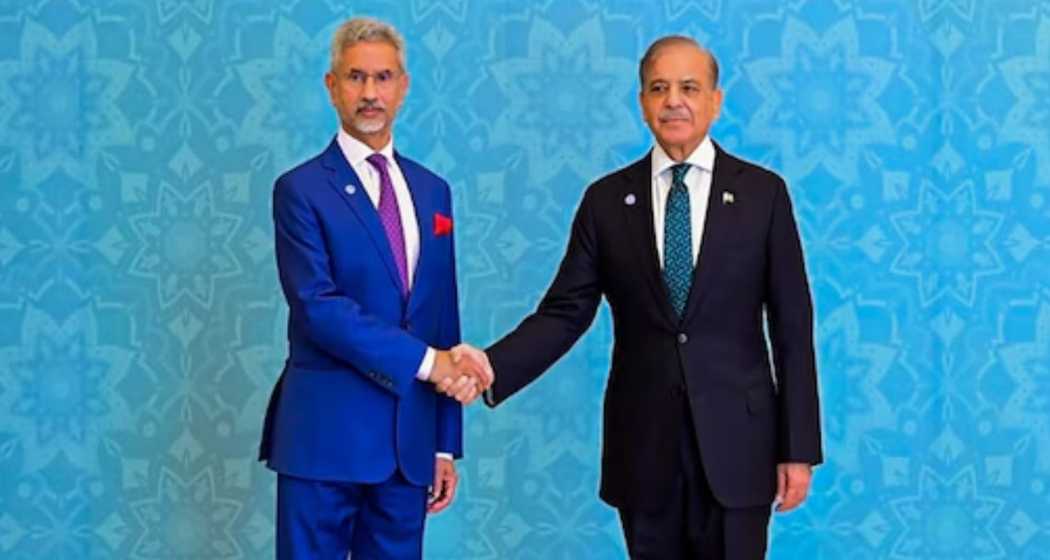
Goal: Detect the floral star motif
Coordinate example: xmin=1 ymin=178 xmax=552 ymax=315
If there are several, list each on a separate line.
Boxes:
xmin=487 ymin=16 xmax=637 ymax=183
xmin=129 ymin=178 xmax=242 ymax=309
xmin=0 ymin=20 xmax=133 ymax=184
xmin=129 ymin=467 xmax=242 ymax=559
xmin=744 ymin=17 xmax=895 ymax=182
xmin=890 ymin=467 xmax=1004 ymax=559
xmin=890 ymin=180 xmax=1003 ymax=307
xmin=0 ymin=303 xmax=133 ymax=472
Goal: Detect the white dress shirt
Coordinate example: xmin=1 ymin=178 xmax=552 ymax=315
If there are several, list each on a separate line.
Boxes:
xmin=335 ymin=130 xmax=439 ymax=385
xmin=651 ymin=135 xmax=715 ymax=268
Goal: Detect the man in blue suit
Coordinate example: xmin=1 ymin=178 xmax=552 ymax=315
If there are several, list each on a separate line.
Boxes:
xmin=259 ymin=17 xmax=493 ymax=560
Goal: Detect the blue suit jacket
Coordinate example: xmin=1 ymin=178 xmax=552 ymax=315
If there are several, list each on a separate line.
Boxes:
xmin=259 ymin=138 xmax=462 ymax=486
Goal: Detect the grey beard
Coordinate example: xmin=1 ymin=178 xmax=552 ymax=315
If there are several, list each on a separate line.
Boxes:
xmin=352 ymin=117 xmax=386 ymax=134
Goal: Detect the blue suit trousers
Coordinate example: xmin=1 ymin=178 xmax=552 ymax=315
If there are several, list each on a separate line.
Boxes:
xmin=277 ymin=472 xmax=428 ymax=560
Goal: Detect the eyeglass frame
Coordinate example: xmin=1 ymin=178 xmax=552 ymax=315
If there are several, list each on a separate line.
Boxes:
xmin=338 ymin=68 xmax=404 ymax=91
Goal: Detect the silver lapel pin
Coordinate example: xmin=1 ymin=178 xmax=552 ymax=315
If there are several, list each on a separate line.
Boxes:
xmin=625 ymin=193 xmax=636 ymax=206
xmin=722 ymin=191 xmax=735 ymax=205
xmin=345 ymin=184 xmax=356 ymax=195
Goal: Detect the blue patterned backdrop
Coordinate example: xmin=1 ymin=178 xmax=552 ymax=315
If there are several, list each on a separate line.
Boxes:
xmin=1 ymin=0 xmax=1049 ymax=558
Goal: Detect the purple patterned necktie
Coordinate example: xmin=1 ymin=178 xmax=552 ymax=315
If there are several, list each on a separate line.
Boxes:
xmin=366 ymin=153 xmax=409 ymax=298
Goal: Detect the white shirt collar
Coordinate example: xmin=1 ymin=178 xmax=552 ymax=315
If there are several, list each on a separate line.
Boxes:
xmin=651 ymin=135 xmax=715 ymax=178
xmin=336 ymin=127 xmax=395 ymax=167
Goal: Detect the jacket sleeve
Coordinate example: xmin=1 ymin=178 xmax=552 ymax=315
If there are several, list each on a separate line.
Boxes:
xmin=434 ymin=182 xmax=464 ymax=458
xmin=273 ymin=176 xmax=427 ymax=396
xmin=764 ymin=178 xmax=823 ymax=465
xmin=485 ymin=187 xmax=604 ymax=406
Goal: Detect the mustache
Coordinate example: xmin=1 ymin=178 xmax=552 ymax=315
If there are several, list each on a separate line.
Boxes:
xmin=356 ymin=100 xmax=386 ymax=112
xmin=658 ymin=108 xmax=690 ymax=121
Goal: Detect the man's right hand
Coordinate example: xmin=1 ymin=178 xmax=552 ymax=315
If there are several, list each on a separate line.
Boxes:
xmin=429 ymin=344 xmax=493 ymax=404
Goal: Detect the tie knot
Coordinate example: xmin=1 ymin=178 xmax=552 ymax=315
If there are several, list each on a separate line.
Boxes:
xmin=671 ymin=163 xmax=690 ymax=186
xmin=366 ymin=153 xmax=388 ymax=171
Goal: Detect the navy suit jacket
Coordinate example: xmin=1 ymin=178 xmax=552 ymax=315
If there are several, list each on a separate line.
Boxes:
xmin=486 ymin=144 xmax=822 ymax=510
xmin=260 ymin=138 xmax=462 ymax=486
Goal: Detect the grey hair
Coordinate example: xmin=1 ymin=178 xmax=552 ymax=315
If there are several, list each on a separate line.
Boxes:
xmin=639 ymin=35 xmax=719 ymax=89
xmin=330 ymin=17 xmax=406 ymax=72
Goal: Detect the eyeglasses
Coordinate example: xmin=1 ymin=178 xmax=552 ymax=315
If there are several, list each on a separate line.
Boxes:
xmin=342 ymin=69 xmax=402 ymax=91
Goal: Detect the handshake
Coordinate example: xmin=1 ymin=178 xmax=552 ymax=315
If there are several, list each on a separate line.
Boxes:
xmin=428 ymin=344 xmax=493 ymax=404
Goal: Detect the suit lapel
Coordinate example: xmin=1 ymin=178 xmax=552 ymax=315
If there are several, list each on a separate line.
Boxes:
xmin=396 ymin=151 xmax=434 ymax=320
xmin=320 ymin=139 xmax=404 ymax=294
xmin=621 ymin=153 xmax=679 ymax=329
xmin=682 ymin=143 xmax=743 ymax=323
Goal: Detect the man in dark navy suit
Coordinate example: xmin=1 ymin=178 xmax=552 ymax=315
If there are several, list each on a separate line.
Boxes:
xmin=470 ymin=36 xmax=823 ymax=558
xmin=259 ymin=17 xmax=492 ymax=560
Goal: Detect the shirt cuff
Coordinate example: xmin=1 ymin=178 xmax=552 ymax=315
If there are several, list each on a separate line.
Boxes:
xmin=436 ymin=452 xmax=454 ymax=461
xmin=416 ymin=347 xmax=436 ymax=381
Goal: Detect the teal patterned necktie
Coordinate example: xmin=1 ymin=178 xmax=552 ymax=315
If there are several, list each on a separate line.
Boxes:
xmin=663 ymin=163 xmax=693 ymax=318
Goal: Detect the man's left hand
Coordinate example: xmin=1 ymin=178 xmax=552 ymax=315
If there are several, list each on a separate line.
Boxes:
xmin=427 ymin=457 xmax=458 ymax=514
xmin=775 ymin=462 xmax=812 ymax=512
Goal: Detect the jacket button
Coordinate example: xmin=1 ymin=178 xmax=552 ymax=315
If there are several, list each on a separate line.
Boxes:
xmin=677 ymin=333 xmax=688 ymax=344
